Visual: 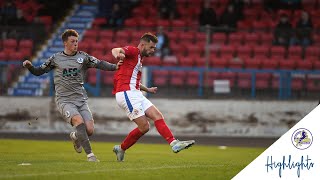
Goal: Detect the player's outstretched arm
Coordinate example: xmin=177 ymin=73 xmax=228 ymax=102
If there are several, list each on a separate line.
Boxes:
xmin=140 ymin=83 xmax=157 ymax=94
xmin=96 ymin=60 xmax=123 ymax=71
xmin=22 ymin=60 xmax=46 ymax=76
xmin=111 ymin=48 xmax=125 ymax=60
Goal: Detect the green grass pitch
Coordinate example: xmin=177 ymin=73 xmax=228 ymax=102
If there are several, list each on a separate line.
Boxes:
xmin=0 ymin=139 xmax=265 ymax=180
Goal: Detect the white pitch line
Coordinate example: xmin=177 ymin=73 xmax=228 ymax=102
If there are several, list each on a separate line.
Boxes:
xmin=0 ymin=164 xmax=227 ymax=179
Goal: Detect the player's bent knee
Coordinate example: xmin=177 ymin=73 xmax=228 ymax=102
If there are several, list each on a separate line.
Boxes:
xmin=86 ymin=128 xmax=94 ymax=136
xmin=139 ymin=123 xmax=150 ymax=134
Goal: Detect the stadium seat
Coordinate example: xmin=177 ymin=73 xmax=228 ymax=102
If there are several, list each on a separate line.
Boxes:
xmin=306 ymin=74 xmax=320 ymax=91
xmin=244 ymin=58 xmax=261 ymax=69
xmin=270 ymin=46 xmax=286 ymax=58
xmin=179 ymin=31 xmax=195 ymax=43
xmin=102 ymin=71 xmax=115 ymax=85
xmin=228 ymin=33 xmax=244 ymax=45
xmin=278 ymin=59 xmax=296 ymax=70
xmin=296 ymin=60 xmax=313 ymax=70
xmin=124 ymin=18 xmax=140 ymax=28
xmin=205 ymin=72 xmax=220 ymax=87
xmin=144 ymin=56 xmax=162 ymax=66
xmin=288 ymin=46 xmax=302 ymax=59
xmin=99 ymin=30 xmax=114 ymax=40
xmin=261 ymin=57 xmax=278 ymax=69
xmin=244 ymin=33 xmax=260 ymax=46
xmin=179 ymin=56 xmax=194 ymax=67
xmin=19 ymin=39 xmax=33 ymax=49
xmin=236 ymin=45 xmax=252 ymax=58
xmin=186 ymin=71 xmax=200 ymax=87
xmin=152 ymin=70 xmax=169 ymax=87
xmin=259 ymin=33 xmax=273 ymax=46
xmin=3 ymin=39 xmax=18 ymax=50
xmin=237 ymin=72 xmax=252 ymax=89
xmin=219 ymin=72 xmax=236 ymax=87
xmin=304 ymin=46 xmax=320 ymax=59
xmin=115 ymin=30 xmax=132 ymax=42
xmin=0 ymin=51 xmax=8 ymax=60
xmin=84 ymin=29 xmax=98 ymax=41
xmin=253 ymin=46 xmax=269 ymax=58
xmin=219 ymin=45 xmax=236 ymax=57
xmin=229 ymin=58 xmax=244 ymax=69
xmin=162 ymin=55 xmax=178 ymax=66
xmin=210 ymin=56 xmax=229 ymax=68
xmin=212 ymin=33 xmax=227 ymax=45
xmin=169 ymin=71 xmax=186 ymax=86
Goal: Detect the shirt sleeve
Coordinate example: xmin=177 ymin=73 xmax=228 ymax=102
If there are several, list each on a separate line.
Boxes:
xmin=122 ymin=46 xmax=138 ymax=58
xmin=85 ymin=54 xmax=101 ymax=68
xmin=40 ymin=54 xmax=55 ymax=72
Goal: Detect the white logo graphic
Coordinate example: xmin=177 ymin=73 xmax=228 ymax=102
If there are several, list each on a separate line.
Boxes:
xmin=77 ymin=57 xmax=84 ymax=64
xmin=65 ymin=111 xmax=70 ymax=118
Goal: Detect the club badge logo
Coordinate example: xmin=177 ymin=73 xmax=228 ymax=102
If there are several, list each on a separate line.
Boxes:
xmin=77 ymin=57 xmax=84 ymax=64
xmin=65 ymin=111 xmax=71 ymax=118
xmin=291 ymin=128 xmax=313 ymax=150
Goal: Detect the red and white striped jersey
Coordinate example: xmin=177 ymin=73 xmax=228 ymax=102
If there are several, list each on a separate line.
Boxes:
xmin=112 ymin=46 xmax=143 ymax=94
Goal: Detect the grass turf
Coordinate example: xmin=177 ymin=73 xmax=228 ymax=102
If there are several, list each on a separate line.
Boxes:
xmin=0 ymin=139 xmax=265 ymax=180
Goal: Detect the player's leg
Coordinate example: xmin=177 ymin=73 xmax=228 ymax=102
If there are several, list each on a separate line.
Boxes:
xmin=57 ymin=103 xmax=83 ymax=154
xmin=113 ymin=91 xmax=148 ymax=161
xmin=78 ymin=103 xmax=99 ymax=162
xmin=145 ymin=104 xmax=195 ymax=153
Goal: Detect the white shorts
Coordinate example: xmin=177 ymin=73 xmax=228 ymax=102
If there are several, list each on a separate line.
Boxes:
xmin=115 ymin=90 xmax=153 ymax=120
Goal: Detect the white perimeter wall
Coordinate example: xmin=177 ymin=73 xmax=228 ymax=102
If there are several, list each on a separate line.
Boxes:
xmin=0 ymin=97 xmax=317 ymax=137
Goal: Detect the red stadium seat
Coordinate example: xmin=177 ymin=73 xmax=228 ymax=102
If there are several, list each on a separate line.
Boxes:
xmin=270 ymin=46 xmax=286 ymax=58
xmin=99 ymin=30 xmax=114 ymax=39
xmin=179 ymin=56 xmax=194 ymax=67
xmin=115 ymin=30 xmax=132 ymax=42
xmin=228 ymin=32 xmax=244 ymax=45
xmin=253 ymin=46 xmax=270 ymax=58
xmin=237 ymin=72 xmax=252 ymax=89
xmin=244 ymin=58 xmax=261 ymax=69
xmin=186 ymin=71 xmax=200 ymax=86
xmin=296 ymin=60 xmax=313 ymax=70
xmin=287 ymin=46 xmax=302 ymax=58
xmin=219 ymin=45 xmax=236 ymax=57
xmin=212 ymin=33 xmax=227 ymax=45
xmin=219 ymin=72 xmax=236 ymax=87
xmin=279 ymin=59 xmax=296 ymax=70
xmin=210 ymin=56 xmax=229 ymax=68
xmin=169 ymin=71 xmax=186 ymax=86
xmin=229 ymin=58 xmax=244 ymax=69
xmin=179 ymin=31 xmax=195 ymax=43
xmin=102 ymin=71 xmax=115 ymax=85
xmin=236 ymin=45 xmax=252 ymax=58
xmin=244 ymin=33 xmax=260 ymax=46
xmin=19 ymin=39 xmax=33 ymax=49
xmin=261 ymin=58 xmax=278 ymax=69
xmin=3 ymin=39 xmax=18 ymax=50
xmin=144 ymin=56 xmax=162 ymax=66
xmin=304 ymin=46 xmax=320 ymax=58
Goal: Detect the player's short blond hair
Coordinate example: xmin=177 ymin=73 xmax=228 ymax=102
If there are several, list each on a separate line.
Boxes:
xmin=61 ymin=29 xmax=79 ymax=42
xmin=140 ymin=32 xmax=158 ymax=43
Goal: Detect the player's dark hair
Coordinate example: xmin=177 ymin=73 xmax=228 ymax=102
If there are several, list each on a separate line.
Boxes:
xmin=140 ymin=32 xmax=158 ymax=43
xmin=61 ymin=29 xmax=79 ymax=42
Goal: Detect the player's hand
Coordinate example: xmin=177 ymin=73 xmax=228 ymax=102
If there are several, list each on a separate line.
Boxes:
xmin=22 ymin=60 xmax=33 ymax=68
xmin=116 ymin=53 xmax=125 ymax=60
xmin=147 ymin=87 xmax=157 ymax=94
xmin=116 ymin=60 xmax=123 ymax=70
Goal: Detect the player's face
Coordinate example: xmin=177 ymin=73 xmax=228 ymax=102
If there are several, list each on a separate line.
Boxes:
xmin=64 ymin=36 xmax=78 ymax=53
xmin=142 ymin=42 xmax=156 ymax=57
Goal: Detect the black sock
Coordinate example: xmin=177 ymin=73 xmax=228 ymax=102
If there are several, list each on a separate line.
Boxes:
xmin=76 ymin=123 xmax=92 ymax=155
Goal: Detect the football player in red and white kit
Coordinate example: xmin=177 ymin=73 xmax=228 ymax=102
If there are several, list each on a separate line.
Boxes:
xmin=111 ymin=32 xmax=195 ymax=162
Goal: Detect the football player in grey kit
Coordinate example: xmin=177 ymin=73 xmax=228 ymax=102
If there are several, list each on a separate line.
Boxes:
xmin=23 ymin=29 xmax=122 ymax=162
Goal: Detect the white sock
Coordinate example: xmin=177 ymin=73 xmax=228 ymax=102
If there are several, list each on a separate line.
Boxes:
xmin=170 ymin=140 xmax=178 ymax=146
xmin=87 ymin=153 xmax=94 ymax=158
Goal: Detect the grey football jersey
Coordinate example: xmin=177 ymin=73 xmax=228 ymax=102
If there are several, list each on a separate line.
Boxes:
xmin=40 ymin=51 xmax=102 ymax=105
